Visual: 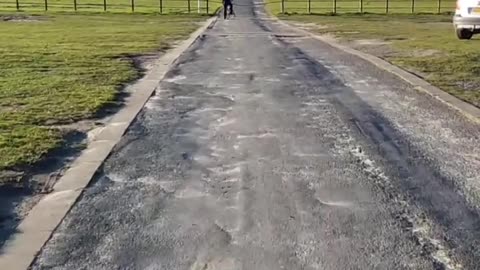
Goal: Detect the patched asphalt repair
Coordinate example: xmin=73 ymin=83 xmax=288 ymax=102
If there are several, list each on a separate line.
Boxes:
xmin=29 ymin=1 xmax=480 ymax=269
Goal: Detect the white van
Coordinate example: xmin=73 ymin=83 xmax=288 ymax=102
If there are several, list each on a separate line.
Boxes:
xmin=454 ymin=0 xmax=480 ymax=39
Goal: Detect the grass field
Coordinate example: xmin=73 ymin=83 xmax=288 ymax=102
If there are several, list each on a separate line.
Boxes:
xmin=266 ymin=0 xmax=455 ymax=14
xmin=0 ymin=0 xmax=222 ymax=13
xmin=0 ymin=13 xmax=206 ymax=170
xmin=279 ymin=14 xmax=480 ymax=108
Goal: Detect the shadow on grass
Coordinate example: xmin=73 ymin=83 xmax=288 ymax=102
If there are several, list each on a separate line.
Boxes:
xmin=0 ymin=51 xmax=160 ymax=252
xmin=0 ymin=130 xmax=87 ymax=251
xmin=0 ymin=186 xmax=33 ymax=252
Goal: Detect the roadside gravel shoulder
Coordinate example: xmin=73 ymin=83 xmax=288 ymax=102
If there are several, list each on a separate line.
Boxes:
xmin=269 ymin=17 xmax=480 ymax=125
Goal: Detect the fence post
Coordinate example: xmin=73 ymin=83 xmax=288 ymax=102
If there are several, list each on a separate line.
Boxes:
xmin=206 ymin=0 xmax=208 ymax=14
xmin=188 ymin=0 xmax=191 ymax=13
xmin=73 ymin=0 xmax=77 ymax=10
xmin=103 ymin=0 xmax=106 ymax=11
xmin=131 ymin=0 xmax=134 ymax=12
xmin=281 ymin=0 xmax=284 ymax=14
xmin=160 ymin=0 xmax=163 ymax=13
xmin=411 ymin=0 xmax=414 ymax=13
xmin=360 ymin=0 xmax=363 ymax=13
xmin=16 ymin=0 xmax=19 ymax=10
xmin=437 ymin=0 xmax=441 ymax=13
xmin=385 ymin=0 xmax=389 ymax=13
xmin=333 ymin=0 xmax=336 ymax=14
xmin=44 ymin=0 xmax=48 ymax=10
xmin=308 ymin=0 xmax=311 ymax=13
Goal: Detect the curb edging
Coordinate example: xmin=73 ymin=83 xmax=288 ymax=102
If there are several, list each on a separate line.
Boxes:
xmin=0 ymin=16 xmax=217 ymax=270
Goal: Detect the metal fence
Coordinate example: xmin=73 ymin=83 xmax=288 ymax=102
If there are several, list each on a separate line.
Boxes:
xmin=267 ymin=0 xmax=455 ymax=14
xmin=0 ymin=0 xmax=455 ymax=14
xmin=0 ymin=0 xmax=220 ymax=13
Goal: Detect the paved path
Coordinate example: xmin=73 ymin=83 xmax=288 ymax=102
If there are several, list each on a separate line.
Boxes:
xmin=32 ymin=2 xmax=480 ymax=269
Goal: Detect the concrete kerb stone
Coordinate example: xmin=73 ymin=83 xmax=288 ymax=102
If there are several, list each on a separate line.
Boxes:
xmin=0 ymin=16 xmax=217 ymax=270
xmin=270 ymin=16 xmax=480 ymax=125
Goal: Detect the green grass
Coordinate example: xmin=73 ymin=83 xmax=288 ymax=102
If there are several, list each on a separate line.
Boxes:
xmin=0 ymin=0 xmax=222 ymax=13
xmin=266 ymin=0 xmax=455 ymax=14
xmin=278 ymin=14 xmax=480 ymax=108
xmin=0 ymin=13 xmax=206 ymax=170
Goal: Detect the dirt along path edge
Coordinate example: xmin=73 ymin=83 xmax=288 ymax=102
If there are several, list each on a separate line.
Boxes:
xmin=268 ymin=14 xmax=480 ymax=125
xmin=0 ymin=16 xmax=218 ymax=270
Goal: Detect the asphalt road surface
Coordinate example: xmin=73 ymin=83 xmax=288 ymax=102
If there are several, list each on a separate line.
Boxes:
xmin=32 ymin=2 xmax=480 ymax=270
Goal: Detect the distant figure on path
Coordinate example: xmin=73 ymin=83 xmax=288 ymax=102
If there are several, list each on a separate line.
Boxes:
xmin=223 ymin=0 xmax=234 ymax=19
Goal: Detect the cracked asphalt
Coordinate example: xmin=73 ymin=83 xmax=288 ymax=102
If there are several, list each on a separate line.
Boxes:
xmin=32 ymin=2 xmax=480 ymax=269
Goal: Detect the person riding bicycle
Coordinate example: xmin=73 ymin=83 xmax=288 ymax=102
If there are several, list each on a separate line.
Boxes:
xmin=223 ymin=0 xmax=234 ymax=19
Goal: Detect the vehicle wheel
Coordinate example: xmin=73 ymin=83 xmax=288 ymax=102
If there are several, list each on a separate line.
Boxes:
xmin=456 ymin=28 xmax=473 ymax=40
